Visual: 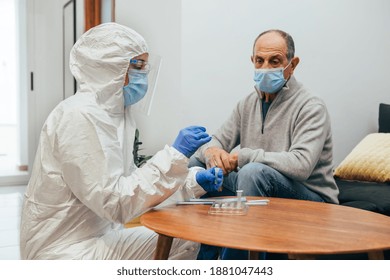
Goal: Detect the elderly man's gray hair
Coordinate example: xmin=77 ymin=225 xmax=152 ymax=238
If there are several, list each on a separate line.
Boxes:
xmin=253 ymin=29 xmax=295 ymax=60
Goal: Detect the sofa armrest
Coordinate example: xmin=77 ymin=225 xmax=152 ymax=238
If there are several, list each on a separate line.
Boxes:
xmin=379 ymin=103 xmax=390 ymax=133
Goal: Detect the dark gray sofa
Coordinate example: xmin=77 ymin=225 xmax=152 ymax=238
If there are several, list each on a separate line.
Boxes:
xmin=336 ymin=103 xmax=390 ymax=217
xmin=324 ymin=103 xmax=390 ymax=260
xmin=337 ymin=179 xmax=390 ymax=216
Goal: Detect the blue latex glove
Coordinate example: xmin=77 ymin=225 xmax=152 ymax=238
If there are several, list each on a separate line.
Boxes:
xmin=172 ymin=126 xmax=212 ymax=158
xmin=196 ymin=167 xmax=223 ymax=192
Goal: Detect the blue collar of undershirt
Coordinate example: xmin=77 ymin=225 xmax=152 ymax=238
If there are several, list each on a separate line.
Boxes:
xmin=262 ymin=99 xmax=272 ymax=120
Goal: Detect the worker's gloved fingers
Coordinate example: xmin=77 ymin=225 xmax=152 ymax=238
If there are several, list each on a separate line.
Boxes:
xmin=195 ymin=135 xmax=212 ymax=145
xmin=196 ymin=167 xmax=223 ymax=192
xmin=172 ymin=126 xmax=211 ymax=158
xmin=185 ymin=126 xmax=206 ymax=133
xmin=192 ymin=131 xmax=210 ymax=140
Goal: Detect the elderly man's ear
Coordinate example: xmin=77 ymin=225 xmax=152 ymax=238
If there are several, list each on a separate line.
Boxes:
xmin=286 ymin=56 xmax=300 ymax=78
xmin=290 ymin=57 xmax=300 ymax=71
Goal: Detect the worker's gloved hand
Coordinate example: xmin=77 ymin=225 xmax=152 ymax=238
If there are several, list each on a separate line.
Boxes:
xmin=172 ymin=126 xmax=212 ymax=158
xmin=196 ymin=167 xmax=223 ymax=192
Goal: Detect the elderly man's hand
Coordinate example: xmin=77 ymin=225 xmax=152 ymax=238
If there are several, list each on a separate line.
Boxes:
xmin=228 ymin=152 xmax=239 ymax=172
xmin=204 ymin=147 xmax=236 ymax=174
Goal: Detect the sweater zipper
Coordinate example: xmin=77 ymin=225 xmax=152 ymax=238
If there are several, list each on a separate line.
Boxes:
xmin=261 ymin=93 xmax=280 ymax=134
xmin=261 ymin=100 xmax=274 ymax=134
xmin=261 ymin=107 xmax=266 ymax=134
xmin=261 ymin=116 xmax=265 ymax=134
xmin=261 ymin=101 xmax=268 ymax=134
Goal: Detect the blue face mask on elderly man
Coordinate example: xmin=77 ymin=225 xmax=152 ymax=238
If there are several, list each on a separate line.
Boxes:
xmin=254 ymin=62 xmax=291 ymax=94
xmin=123 ymin=69 xmax=149 ymax=107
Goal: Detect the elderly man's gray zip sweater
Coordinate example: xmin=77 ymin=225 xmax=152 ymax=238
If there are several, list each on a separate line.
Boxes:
xmin=197 ymin=76 xmax=339 ymax=203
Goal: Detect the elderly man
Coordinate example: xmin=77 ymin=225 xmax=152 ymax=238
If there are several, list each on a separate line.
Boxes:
xmin=191 ymin=29 xmax=339 ymax=260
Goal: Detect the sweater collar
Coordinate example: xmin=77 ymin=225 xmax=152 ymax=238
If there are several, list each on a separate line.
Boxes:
xmin=278 ymin=75 xmax=300 ymax=100
xmin=259 ymin=75 xmax=300 ymax=103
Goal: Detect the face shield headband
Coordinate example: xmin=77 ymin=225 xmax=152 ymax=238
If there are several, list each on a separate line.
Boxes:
xmin=129 ymin=54 xmax=162 ymax=116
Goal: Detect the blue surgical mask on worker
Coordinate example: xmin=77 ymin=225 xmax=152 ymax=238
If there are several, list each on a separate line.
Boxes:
xmin=254 ymin=62 xmax=291 ymax=94
xmin=123 ymin=70 xmax=148 ymax=107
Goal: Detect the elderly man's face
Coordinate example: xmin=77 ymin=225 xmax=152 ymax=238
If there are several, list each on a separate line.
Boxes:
xmin=251 ymin=32 xmax=297 ymax=80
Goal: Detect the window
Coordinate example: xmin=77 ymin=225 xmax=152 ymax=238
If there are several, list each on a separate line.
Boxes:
xmin=0 ymin=0 xmax=28 ymax=184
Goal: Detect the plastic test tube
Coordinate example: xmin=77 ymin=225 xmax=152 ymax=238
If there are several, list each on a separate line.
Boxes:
xmin=236 ymin=190 xmax=243 ymax=209
xmin=214 ymin=167 xmax=223 ymax=191
xmin=214 ymin=167 xmax=220 ymax=184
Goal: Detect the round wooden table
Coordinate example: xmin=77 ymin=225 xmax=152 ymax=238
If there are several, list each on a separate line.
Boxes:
xmin=140 ymin=197 xmax=390 ymax=259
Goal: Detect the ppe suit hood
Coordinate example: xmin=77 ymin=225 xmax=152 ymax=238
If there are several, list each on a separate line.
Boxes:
xmin=69 ymin=22 xmax=148 ymax=114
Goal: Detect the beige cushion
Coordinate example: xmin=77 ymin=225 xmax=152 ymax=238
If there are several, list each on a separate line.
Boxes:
xmin=334 ymin=133 xmax=390 ymax=183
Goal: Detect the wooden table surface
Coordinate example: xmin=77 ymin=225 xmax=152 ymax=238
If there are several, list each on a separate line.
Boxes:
xmin=140 ymin=197 xmax=390 ymax=259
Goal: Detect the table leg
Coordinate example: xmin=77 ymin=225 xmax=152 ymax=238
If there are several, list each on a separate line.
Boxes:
xmin=249 ymin=251 xmax=259 ymax=260
xmin=154 ymin=233 xmax=173 ymax=260
xmin=367 ymin=250 xmax=384 ymax=260
xmin=288 ymin=254 xmax=316 ymax=260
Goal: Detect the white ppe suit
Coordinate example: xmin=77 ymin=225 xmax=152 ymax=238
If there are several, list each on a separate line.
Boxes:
xmin=20 ymin=23 xmax=205 ymax=259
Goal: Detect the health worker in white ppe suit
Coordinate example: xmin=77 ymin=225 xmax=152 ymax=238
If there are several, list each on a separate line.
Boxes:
xmin=20 ymin=22 xmax=223 ymax=260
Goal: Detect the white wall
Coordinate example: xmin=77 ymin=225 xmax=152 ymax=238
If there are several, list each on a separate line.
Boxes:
xmin=116 ymin=0 xmax=183 ymax=156
xmin=117 ymin=0 xmax=390 ymax=165
xmin=17 ymin=0 xmax=28 ymax=168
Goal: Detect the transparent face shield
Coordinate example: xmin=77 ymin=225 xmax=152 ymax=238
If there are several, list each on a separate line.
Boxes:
xmin=131 ymin=54 xmax=162 ymax=116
